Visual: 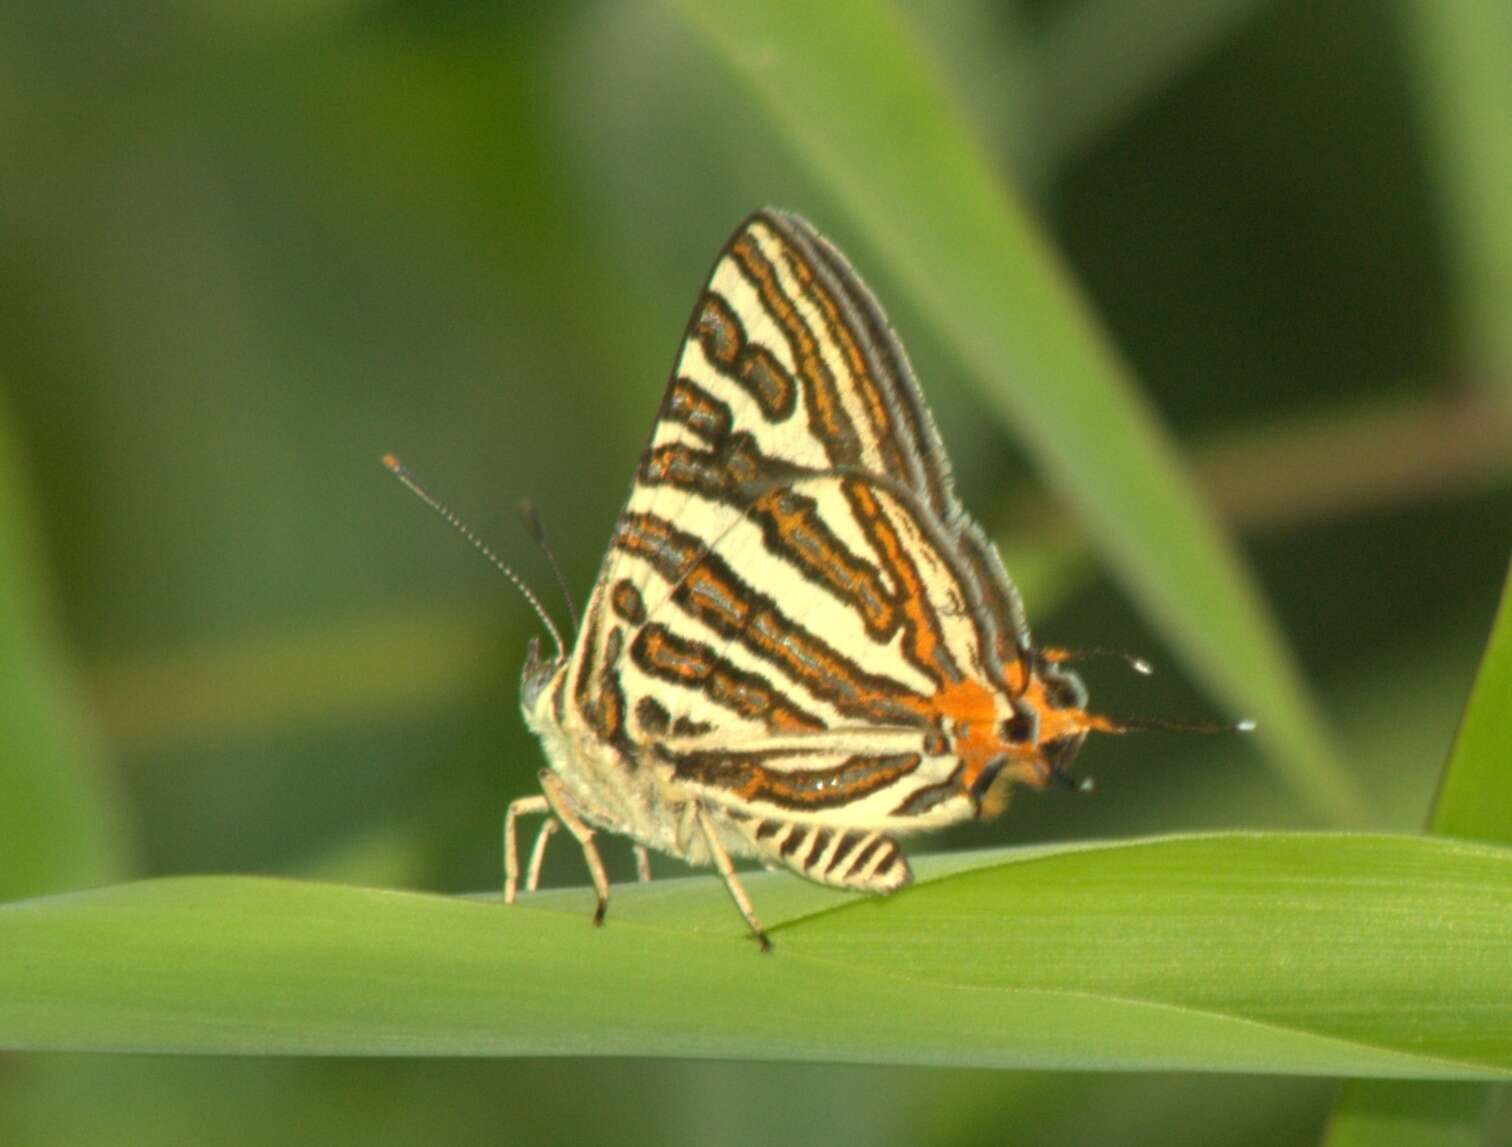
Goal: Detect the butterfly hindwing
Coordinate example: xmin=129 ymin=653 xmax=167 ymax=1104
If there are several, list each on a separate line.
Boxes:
xmin=725 ymin=811 xmax=913 ymax=894
xmin=650 ymin=726 xmax=975 ymax=829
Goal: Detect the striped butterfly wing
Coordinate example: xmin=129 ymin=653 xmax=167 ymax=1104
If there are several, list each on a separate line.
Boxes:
xmin=570 ymin=210 xmax=1030 ymax=891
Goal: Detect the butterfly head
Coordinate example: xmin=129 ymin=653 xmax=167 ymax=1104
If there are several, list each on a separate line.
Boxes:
xmin=1002 ymin=655 xmax=1107 ymax=789
xmin=974 ymin=648 xmax=1251 ymax=812
xmin=966 ymin=649 xmax=1168 ymax=813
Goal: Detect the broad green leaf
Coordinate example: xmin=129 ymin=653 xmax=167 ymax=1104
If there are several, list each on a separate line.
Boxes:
xmin=1 ymin=833 xmax=1507 ymax=1076
xmin=669 ymin=0 xmax=1364 ymax=825
xmin=1432 ymin=563 xmax=1512 ymax=840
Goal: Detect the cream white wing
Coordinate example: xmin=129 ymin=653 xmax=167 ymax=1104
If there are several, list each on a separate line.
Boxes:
xmin=557 ymin=211 xmax=1040 ymax=827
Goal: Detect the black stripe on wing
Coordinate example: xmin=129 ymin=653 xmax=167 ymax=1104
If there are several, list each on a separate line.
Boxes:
xmin=659 ymin=744 xmax=923 ymax=812
xmin=615 ymin=513 xmax=930 ymax=725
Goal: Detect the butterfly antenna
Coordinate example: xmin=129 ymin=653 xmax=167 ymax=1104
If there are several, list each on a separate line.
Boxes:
xmin=381 ymin=454 xmax=566 ymax=662
xmin=518 ymin=498 xmax=579 ymax=637
xmin=1093 ymin=713 xmax=1257 ymax=735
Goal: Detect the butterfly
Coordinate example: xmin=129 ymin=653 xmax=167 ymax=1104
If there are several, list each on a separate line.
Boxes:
xmin=388 ymin=210 xmax=1235 ymax=951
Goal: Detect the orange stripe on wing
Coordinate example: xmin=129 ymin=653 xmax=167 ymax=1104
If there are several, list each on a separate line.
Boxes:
xmin=729 ymin=233 xmax=861 ymax=465
xmin=694 ymin=292 xmax=798 ymax=421
xmin=778 ymin=213 xmax=955 ymax=521
xmin=772 ymin=225 xmax=907 ymax=480
xmin=664 ymin=377 xmax=733 ymax=443
xmin=847 ymin=482 xmax=962 ymax=690
xmin=631 ymin=623 xmax=825 ymax=733
xmin=750 ymin=487 xmax=896 ymax=636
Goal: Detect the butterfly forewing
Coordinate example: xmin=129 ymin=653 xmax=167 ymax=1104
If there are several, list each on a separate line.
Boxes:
xmin=560 ymin=212 xmax=1018 ymax=825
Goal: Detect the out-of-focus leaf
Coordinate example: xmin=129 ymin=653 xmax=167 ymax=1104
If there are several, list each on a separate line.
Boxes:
xmin=1406 ymin=0 xmax=1512 ymax=396
xmin=1322 ymin=1082 xmax=1494 ymax=1147
xmin=1032 ymin=0 xmax=1272 ymax=172
xmin=0 ymin=393 xmax=130 ymax=900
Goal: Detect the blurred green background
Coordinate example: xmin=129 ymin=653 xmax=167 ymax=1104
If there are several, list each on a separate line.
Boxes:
xmin=2 ymin=1 xmax=1509 ymax=1144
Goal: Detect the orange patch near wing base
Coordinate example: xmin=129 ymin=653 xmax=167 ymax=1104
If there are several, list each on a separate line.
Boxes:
xmin=928 ymin=677 xmax=1004 ymax=791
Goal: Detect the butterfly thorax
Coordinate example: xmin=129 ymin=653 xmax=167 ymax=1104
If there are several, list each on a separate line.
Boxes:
xmin=520 ymin=637 xmax=713 ymax=863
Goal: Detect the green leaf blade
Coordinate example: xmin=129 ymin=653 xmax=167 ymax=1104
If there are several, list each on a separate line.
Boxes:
xmin=2 ymin=833 xmax=1507 ymax=1076
xmin=1432 ymin=564 xmax=1512 ymax=839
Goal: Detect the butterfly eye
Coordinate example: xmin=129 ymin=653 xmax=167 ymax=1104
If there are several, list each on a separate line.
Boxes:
xmin=1002 ymin=711 xmax=1037 ymax=744
xmin=1042 ymin=671 xmax=1087 ymax=711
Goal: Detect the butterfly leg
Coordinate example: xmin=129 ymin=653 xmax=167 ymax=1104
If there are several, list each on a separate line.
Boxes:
xmin=695 ymin=803 xmax=772 ymax=953
xmin=538 ymin=771 xmax=613 ymax=926
xmin=525 ymin=816 xmax=559 ymax=893
xmin=503 ymin=794 xmax=550 ymax=904
xmin=633 ymin=844 xmax=652 ymax=883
